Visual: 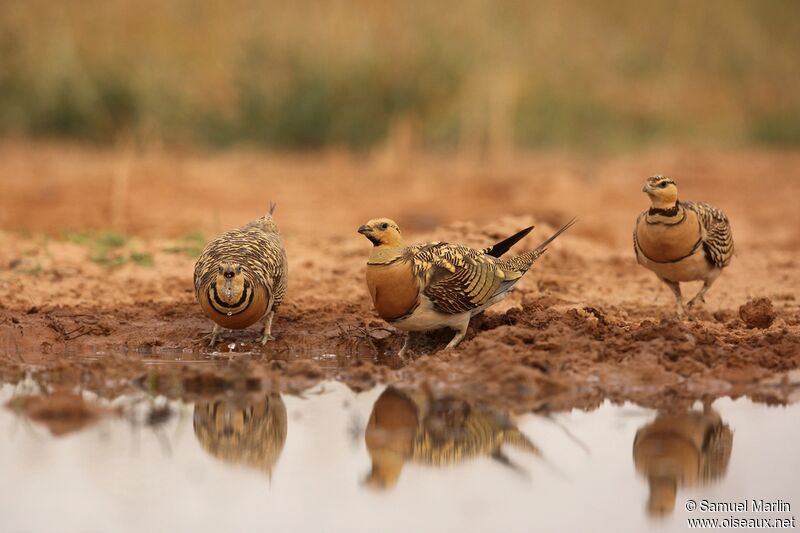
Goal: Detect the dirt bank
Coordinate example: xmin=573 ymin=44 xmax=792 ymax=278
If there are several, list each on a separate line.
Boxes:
xmin=1 ymin=143 xmax=798 ymax=410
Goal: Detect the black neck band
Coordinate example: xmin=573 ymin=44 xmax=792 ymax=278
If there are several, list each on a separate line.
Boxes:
xmin=648 ymin=203 xmax=680 ymax=217
xmin=210 ymin=281 xmax=251 ymax=309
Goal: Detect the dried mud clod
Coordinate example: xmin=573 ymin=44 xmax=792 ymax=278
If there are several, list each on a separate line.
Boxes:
xmin=739 ymin=298 xmax=777 ymax=329
xmin=5 ymin=391 xmax=108 ymax=436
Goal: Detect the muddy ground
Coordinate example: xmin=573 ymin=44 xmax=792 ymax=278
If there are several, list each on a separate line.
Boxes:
xmin=1 ymin=142 xmax=799 ymax=412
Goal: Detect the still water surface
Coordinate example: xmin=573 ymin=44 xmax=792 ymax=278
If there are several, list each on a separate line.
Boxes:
xmin=0 ymin=381 xmax=797 ymax=533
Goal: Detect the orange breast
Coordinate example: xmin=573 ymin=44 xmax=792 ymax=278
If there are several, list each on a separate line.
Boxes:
xmin=199 ymin=287 xmax=269 ymax=329
xmin=637 ymin=210 xmax=701 ymax=262
xmin=366 ymin=389 xmax=419 ymax=454
xmin=366 ymin=261 xmax=420 ymax=321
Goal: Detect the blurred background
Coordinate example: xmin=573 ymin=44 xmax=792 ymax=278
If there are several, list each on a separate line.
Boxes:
xmin=2 ymin=0 xmax=799 ymax=153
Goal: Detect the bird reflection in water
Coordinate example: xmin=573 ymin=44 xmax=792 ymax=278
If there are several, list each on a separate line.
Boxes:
xmin=633 ymin=405 xmax=733 ymax=517
xmin=193 ymin=394 xmax=288 ymax=476
xmin=364 ymin=387 xmax=541 ymax=489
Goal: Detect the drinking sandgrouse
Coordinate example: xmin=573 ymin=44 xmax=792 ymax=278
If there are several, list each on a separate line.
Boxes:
xmin=194 ymin=205 xmax=288 ymax=346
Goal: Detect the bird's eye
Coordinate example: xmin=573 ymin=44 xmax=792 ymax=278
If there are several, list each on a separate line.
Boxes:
xmin=659 ymin=182 xmax=669 ymax=188
xmin=380 ymin=223 xmax=389 ymax=230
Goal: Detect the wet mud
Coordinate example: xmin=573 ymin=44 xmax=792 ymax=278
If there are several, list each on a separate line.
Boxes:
xmin=1 ymin=143 xmax=799 ymax=411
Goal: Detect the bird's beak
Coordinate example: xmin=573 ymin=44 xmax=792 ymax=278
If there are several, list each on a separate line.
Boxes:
xmin=358 ymin=224 xmax=373 ymax=235
xmin=642 ymin=184 xmax=653 ymax=193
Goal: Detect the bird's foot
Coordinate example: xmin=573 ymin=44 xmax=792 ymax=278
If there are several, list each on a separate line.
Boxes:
xmin=444 ymin=337 xmax=465 ymax=351
xmin=686 ymin=295 xmax=705 ymax=309
xmin=204 ymin=328 xmax=221 ymax=347
xmin=258 ymin=333 xmax=276 ymax=345
xmin=203 ymin=324 xmax=223 ymax=348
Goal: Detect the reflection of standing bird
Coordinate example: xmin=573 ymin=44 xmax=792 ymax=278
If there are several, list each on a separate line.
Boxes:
xmin=633 ymin=406 xmax=733 ymax=517
xmin=193 ymin=394 xmax=288 ymax=476
xmin=358 ymin=218 xmax=575 ymax=356
xmin=364 ymin=387 xmax=540 ymax=489
xmin=634 ymin=176 xmax=734 ymax=319
xmin=194 ymin=205 xmax=288 ymax=346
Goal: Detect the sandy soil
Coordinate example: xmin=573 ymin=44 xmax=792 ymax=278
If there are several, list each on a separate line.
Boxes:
xmin=1 ymin=142 xmax=799 ymax=411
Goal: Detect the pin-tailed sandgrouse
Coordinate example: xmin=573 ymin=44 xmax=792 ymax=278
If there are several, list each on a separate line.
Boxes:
xmin=358 ymin=218 xmax=575 ymax=356
xmin=194 ymin=205 xmax=288 ymax=346
xmin=634 ymin=176 xmax=734 ymax=319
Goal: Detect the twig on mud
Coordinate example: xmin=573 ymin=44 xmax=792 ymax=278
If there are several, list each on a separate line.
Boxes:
xmin=336 ymin=322 xmax=393 ymax=357
xmin=46 ymin=316 xmax=111 ymax=341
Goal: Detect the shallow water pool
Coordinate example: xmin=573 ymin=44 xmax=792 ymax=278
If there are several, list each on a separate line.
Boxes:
xmin=0 ymin=381 xmax=797 ymax=533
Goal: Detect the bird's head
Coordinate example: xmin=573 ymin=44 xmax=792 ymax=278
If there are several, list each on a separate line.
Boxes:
xmin=358 ymin=218 xmax=404 ymax=247
xmin=646 ymin=475 xmax=677 ymax=517
xmin=215 ymin=262 xmax=247 ymax=304
xmin=363 ymin=388 xmax=418 ymax=490
xmin=642 ymin=175 xmax=678 ymax=208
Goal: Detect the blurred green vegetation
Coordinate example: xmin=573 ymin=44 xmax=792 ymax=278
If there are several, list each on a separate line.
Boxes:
xmin=64 ymin=231 xmax=153 ymax=267
xmin=161 ymin=231 xmax=206 ymax=258
xmin=1 ymin=0 xmax=799 ymax=150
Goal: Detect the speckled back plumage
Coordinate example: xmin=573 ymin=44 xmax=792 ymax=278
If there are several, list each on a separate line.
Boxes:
xmin=406 ymin=219 xmax=576 ymax=315
xmin=700 ymin=421 xmax=733 ymax=482
xmin=194 ymin=210 xmax=288 ymax=326
xmin=682 ymin=201 xmax=734 ymax=268
xmin=193 ymin=395 xmax=288 ymax=474
xmin=411 ymin=406 xmax=540 ymax=466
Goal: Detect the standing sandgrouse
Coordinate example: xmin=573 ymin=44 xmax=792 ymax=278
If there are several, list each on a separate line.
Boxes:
xmin=194 ymin=205 xmax=288 ymax=346
xmin=358 ymin=217 xmax=575 ymax=356
xmin=634 ymin=176 xmax=734 ymax=319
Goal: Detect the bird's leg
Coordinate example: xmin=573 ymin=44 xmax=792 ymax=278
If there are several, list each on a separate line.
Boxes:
xmin=207 ymin=324 xmax=221 ymax=347
xmin=258 ymin=312 xmax=275 ymax=345
xmin=444 ymin=317 xmax=471 ymax=350
xmin=687 ymin=282 xmax=710 ymax=309
xmin=687 ymin=270 xmax=721 ymax=309
xmin=660 ymin=278 xmax=686 ymax=320
xmin=397 ymin=333 xmax=411 ymax=359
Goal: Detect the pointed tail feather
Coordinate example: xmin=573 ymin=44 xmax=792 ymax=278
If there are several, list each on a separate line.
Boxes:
xmin=268 ymin=202 xmax=277 ymax=215
xmin=501 ymin=217 xmax=577 ymax=271
xmin=531 ymin=217 xmax=577 ymax=255
xmin=483 ymin=226 xmax=534 ymax=258
xmin=502 ymin=428 xmax=542 ymax=456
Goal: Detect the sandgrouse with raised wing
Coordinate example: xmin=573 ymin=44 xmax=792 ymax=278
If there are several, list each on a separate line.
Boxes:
xmin=358 ymin=218 xmax=575 ymax=356
xmin=194 ymin=205 xmax=288 ymax=346
xmin=634 ymin=176 xmax=734 ymax=319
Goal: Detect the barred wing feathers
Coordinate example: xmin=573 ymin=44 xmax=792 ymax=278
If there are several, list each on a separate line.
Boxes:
xmin=683 ymin=201 xmax=734 ymax=268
